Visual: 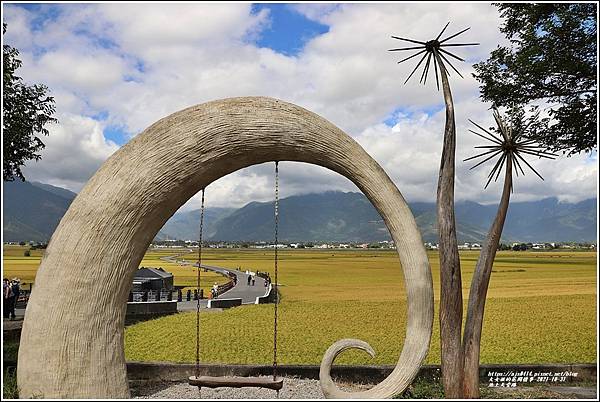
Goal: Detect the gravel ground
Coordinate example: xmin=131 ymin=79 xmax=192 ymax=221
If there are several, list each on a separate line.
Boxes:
xmin=133 ymin=377 xmax=598 ymax=400
xmin=135 ymin=376 xmax=373 ymax=399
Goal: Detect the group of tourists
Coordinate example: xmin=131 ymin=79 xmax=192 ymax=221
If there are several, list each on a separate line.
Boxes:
xmin=243 ymin=269 xmax=255 ymax=286
xmin=3 ymin=277 xmax=21 ymax=320
xmin=246 ymin=273 xmax=255 ymax=286
xmin=259 ymin=271 xmax=272 ymax=288
xmin=241 ymin=269 xmax=272 ymax=287
xmin=255 ymin=270 xmax=271 ymax=288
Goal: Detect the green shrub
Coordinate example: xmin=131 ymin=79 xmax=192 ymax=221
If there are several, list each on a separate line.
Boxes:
xmin=3 ymin=340 xmax=19 ymax=362
xmin=395 ymin=378 xmax=444 ymax=399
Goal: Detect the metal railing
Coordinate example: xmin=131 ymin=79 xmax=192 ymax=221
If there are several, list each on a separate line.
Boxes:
xmin=128 ymin=289 xmax=175 ymax=303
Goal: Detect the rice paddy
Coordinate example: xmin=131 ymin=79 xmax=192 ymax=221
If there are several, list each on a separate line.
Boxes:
xmin=125 ymin=248 xmax=596 ymax=365
xmin=2 ymin=245 xmax=229 ymax=294
xmin=2 ymin=245 xmax=596 ymax=365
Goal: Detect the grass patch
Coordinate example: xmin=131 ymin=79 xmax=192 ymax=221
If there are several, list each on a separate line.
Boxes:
xmin=396 ymin=377 xmax=445 ymax=398
xmin=3 ymin=368 xmax=19 ymax=399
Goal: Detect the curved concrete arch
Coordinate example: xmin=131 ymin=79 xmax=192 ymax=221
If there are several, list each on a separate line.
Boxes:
xmin=17 ymin=97 xmax=433 ymax=398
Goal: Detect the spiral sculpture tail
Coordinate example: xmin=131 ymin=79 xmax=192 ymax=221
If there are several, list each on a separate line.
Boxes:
xmin=319 ymin=335 xmax=427 ymax=399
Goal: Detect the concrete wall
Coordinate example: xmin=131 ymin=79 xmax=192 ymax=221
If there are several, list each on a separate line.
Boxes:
xmin=255 ymin=284 xmax=277 ymax=304
xmin=126 ymin=361 xmax=597 ymax=384
xmin=207 ymin=298 xmax=242 ymax=309
xmin=126 ymin=301 xmax=177 ymax=316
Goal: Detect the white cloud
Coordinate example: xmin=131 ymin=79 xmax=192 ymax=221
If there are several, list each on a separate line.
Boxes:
xmin=36 ymin=50 xmax=129 ymax=92
xmin=98 ymin=3 xmax=269 ymax=56
xmin=1 ymin=5 xmax=34 ymax=50
xmin=289 ymin=3 xmax=341 ymax=23
xmin=20 ymin=114 xmax=119 ymax=192
xmin=3 ymin=2 xmax=596 ymax=210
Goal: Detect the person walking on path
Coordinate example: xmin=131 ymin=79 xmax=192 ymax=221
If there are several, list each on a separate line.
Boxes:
xmin=6 ymin=278 xmax=19 ymax=320
xmin=211 ymin=282 xmax=218 ymax=299
xmin=3 ymin=278 xmax=11 ymax=319
xmin=251 ymin=275 xmax=256 ymax=286
xmin=247 ymin=274 xmax=251 ymax=286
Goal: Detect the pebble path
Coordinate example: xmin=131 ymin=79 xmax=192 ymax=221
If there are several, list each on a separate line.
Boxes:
xmin=135 ymin=376 xmax=374 ymax=399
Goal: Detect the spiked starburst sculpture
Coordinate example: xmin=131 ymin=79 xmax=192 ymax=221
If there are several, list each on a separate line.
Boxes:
xmin=465 ymin=108 xmax=558 ymax=189
xmin=389 ymin=22 xmax=479 ymax=89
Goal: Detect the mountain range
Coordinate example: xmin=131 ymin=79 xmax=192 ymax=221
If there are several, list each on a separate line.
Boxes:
xmin=2 ymin=180 xmax=597 ymax=243
xmin=3 ymin=180 xmax=78 ymax=242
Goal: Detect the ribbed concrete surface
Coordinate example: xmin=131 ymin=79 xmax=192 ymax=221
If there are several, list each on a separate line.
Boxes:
xmin=17 ymin=97 xmax=433 ymax=398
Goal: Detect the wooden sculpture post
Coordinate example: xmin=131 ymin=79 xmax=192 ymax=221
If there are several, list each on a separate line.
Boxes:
xmin=390 ymin=25 xmax=556 ymax=398
xmin=462 ymin=108 xmax=557 ymax=397
xmin=389 ymin=23 xmax=479 ymax=398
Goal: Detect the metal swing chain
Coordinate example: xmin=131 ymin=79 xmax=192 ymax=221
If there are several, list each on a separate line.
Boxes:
xmin=273 ymin=161 xmax=280 ymax=397
xmin=195 ymin=188 xmax=205 ymax=397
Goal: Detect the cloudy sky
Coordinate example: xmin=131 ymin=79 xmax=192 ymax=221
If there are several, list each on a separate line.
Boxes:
xmin=3 ymin=2 xmax=597 ymax=211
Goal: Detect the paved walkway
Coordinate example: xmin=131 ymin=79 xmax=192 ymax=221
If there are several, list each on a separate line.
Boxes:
xmin=160 ymin=253 xmax=271 ymax=307
xmin=2 ymin=316 xmax=24 ymax=330
xmin=177 ymin=299 xmax=209 ymax=311
xmin=544 ymin=386 xmax=597 ymax=399
xmin=200 ymin=264 xmax=269 ymax=304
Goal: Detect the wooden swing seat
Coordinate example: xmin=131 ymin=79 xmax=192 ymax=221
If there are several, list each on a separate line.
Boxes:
xmin=188 ymin=375 xmax=284 ymax=390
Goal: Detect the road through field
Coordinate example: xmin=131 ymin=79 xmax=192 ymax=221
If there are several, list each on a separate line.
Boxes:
xmin=160 ymin=252 xmax=269 ymax=306
xmin=212 ymin=267 xmax=269 ymax=304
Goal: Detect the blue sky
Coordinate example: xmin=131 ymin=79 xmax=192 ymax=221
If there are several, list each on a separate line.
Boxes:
xmin=17 ymin=3 xmax=330 ymax=57
xmin=3 ymin=2 xmax=596 ymax=207
xmin=252 ymin=3 xmax=329 ymax=55
xmin=12 ymin=3 xmax=334 ymax=146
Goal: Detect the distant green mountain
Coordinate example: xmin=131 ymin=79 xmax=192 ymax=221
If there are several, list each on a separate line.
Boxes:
xmin=206 ymin=192 xmax=597 ymax=243
xmin=206 ymin=192 xmax=498 ymax=243
xmin=30 ymin=181 xmax=77 ymax=200
xmin=3 ymin=181 xmax=76 ymax=242
xmin=2 ymin=181 xmax=233 ymax=242
xmin=498 ymin=198 xmax=597 ymax=243
xmin=2 ymin=180 xmax=233 ymax=243
xmin=3 ymin=181 xmax=597 ymax=244
xmin=160 ymin=207 xmax=235 ymax=240
xmin=210 ymin=192 xmax=389 ymax=242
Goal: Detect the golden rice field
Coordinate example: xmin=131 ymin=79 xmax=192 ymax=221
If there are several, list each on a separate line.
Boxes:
xmin=125 ymin=248 xmax=596 ymax=365
xmin=2 ymin=246 xmax=596 ymax=365
xmin=1 ymin=245 xmax=229 ymax=294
